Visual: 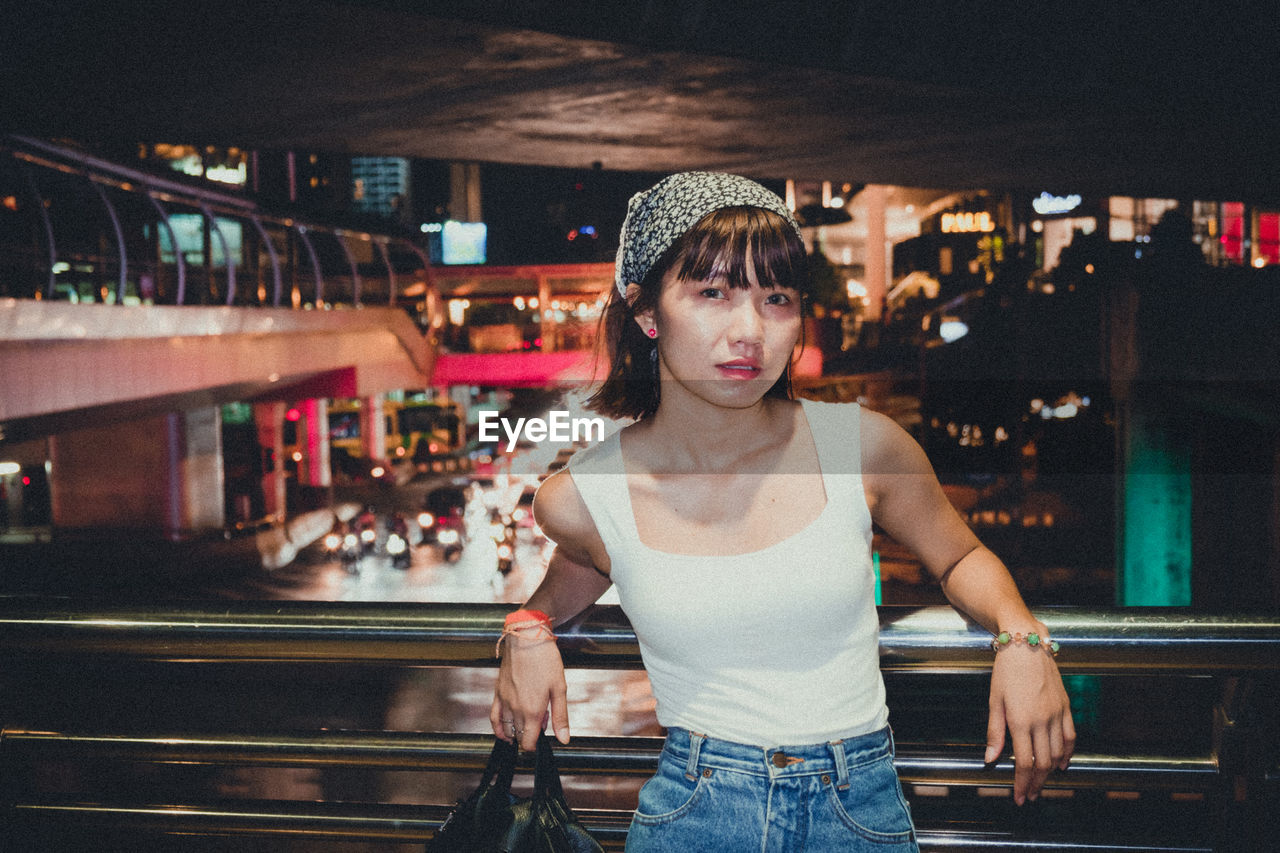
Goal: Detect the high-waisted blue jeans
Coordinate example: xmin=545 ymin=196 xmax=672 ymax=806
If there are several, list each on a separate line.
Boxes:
xmin=625 ymin=726 xmax=918 ymax=852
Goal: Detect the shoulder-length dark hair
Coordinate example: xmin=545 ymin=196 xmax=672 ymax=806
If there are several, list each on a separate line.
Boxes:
xmin=587 ymin=206 xmax=810 ymax=421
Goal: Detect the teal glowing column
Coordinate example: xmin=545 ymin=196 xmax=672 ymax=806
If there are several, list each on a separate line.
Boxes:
xmin=1117 ymin=401 xmax=1192 ymax=606
xmin=873 ymin=550 xmax=882 ymax=605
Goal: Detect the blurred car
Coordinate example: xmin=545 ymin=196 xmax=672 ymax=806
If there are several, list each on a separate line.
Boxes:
xmin=412 ymin=440 xmax=471 ymax=475
xmin=330 ymin=447 xmax=400 ymax=486
xmin=464 ymin=440 xmax=503 ymax=478
xmin=417 ymin=484 xmax=467 ymax=561
xmin=511 ymin=486 xmax=537 ymax=529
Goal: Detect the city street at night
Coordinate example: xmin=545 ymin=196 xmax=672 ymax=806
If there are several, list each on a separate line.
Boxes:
xmin=4 ymin=4 xmax=1280 ymax=848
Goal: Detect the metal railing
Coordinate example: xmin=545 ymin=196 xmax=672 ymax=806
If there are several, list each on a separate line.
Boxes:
xmin=2 ymin=601 xmax=1277 ymax=851
xmin=3 ymin=136 xmax=433 ymax=310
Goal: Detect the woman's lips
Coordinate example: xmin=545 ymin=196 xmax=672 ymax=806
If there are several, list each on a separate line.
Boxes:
xmin=716 ymin=359 xmax=762 ymax=379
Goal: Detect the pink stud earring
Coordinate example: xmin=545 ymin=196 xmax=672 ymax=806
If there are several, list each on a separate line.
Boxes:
xmin=647 ymin=328 xmax=657 ymax=338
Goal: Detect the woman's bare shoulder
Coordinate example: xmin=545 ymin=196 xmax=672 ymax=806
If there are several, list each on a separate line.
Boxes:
xmin=532 ymin=468 xmax=607 ymax=568
xmin=859 ymin=406 xmax=934 ymax=476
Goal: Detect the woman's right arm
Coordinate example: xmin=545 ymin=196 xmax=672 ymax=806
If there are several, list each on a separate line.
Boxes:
xmin=489 ymin=469 xmax=612 ymax=751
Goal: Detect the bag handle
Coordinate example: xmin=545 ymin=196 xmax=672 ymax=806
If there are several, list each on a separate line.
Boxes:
xmin=481 ymin=736 xmax=519 ymax=796
xmin=533 ymin=733 xmax=568 ymax=803
xmin=427 ymin=738 xmax=520 ymax=851
xmin=529 ymin=734 xmax=605 ymax=852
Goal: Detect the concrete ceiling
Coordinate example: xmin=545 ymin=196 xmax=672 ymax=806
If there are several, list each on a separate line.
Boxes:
xmin=6 ymin=1 xmax=1279 ymax=202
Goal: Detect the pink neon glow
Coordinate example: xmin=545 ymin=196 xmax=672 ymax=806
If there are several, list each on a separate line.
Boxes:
xmin=431 ymin=350 xmax=601 ymax=388
xmin=432 ymin=345 xmax=823 ymax=387
xmin=791 ymin=342 xmax=822 ymax=379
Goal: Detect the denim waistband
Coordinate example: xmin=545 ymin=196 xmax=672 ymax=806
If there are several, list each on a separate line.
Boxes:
xmin=661 ymin=725 xmax=895 ymax=788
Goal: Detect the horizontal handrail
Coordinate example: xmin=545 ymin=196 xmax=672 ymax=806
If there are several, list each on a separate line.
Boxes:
xmin=4 ymin=601 xmax=1262 ymax=852
xmin=2 ymin=601 xmax=1278 ymax=674
xmin=3 ymin=800 xmax=1213 ymax=851
xmin=10 ymin=136 xmax=258 ymax=210
xmin=0 ymin=729 xmax=1220 ymax=791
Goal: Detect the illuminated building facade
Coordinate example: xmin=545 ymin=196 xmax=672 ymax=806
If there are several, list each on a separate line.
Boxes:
xmin=352 ymin=157 xmax=411 ymax=222
xmin=137 ymin=144 xmax=250 ymax=188
xmin=1027 ymin=194 xmax=1280 ymax=270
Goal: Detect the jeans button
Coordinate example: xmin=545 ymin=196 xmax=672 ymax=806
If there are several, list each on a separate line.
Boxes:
xmin=771 ymin=752 xmax=788 ymax=768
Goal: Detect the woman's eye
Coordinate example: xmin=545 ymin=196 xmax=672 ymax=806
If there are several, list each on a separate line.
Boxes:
xmin=766 ymin=292 xmax=794 ymax=306
xmin=699 ymin=287 xmax=726 ymax=299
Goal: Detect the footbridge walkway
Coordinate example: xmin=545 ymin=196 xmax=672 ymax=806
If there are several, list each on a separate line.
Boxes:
xmin=1 ymin=136 xmax=440 ymax=555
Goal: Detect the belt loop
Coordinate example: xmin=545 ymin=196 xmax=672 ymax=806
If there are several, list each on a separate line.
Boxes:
xmin=684 ymin=731 xmax=705 ymax=781
xmin=829 ymin=739 xmax=851 ymax=790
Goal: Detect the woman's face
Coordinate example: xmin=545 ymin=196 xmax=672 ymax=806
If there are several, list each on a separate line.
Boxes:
xmin=646 ymin=252 xmax=802 ymax=411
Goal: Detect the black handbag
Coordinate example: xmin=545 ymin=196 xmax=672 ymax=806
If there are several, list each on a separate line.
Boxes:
xmin=428 ymin=734 xmax=604 ymax=852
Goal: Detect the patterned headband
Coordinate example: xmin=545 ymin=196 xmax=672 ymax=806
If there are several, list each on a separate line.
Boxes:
xmin=614 ymin=171 xmax=804 ymax=297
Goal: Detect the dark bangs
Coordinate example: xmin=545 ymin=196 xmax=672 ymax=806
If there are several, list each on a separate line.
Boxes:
xmin=670 ymin=206 xmax=809 ymax=295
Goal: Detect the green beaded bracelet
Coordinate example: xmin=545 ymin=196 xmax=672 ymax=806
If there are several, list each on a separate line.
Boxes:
xmin=991 ymin=630 xmax=1060 ymax=656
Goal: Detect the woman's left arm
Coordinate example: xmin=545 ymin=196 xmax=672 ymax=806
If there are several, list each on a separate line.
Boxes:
xmin=860 ymin=409 xmax=1075 ymax=805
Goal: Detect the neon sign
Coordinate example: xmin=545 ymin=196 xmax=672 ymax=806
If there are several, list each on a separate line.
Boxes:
xmin=941 ymin=211 xmax=995 ymax=233
xmin=1032 ymin=192 xmax=1083 ymax=215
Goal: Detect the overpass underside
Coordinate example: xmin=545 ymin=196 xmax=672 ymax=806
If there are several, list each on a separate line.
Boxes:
xmin=1 ymin=299 xmax=433 ymax=542
xmin=1 ymin=300 xmax=433 ymax=441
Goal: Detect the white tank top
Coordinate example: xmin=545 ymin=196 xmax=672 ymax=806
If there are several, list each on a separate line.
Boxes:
xmin=567 ymin=398 xmax=888 ymax=746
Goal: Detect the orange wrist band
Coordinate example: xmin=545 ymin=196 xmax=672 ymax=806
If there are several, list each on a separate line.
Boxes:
xmin=496 ymin=609 xmax=556 ymax=658
xmin=504 ymin=609 xmax=552 ymax=628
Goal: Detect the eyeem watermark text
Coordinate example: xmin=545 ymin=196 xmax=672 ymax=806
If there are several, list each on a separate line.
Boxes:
xmin=478 ymin=410 xmax=605 ymax=452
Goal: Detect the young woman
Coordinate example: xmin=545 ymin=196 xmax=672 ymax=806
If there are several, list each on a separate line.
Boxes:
xmin=490 ymin=172 xmax=1074 ymax=851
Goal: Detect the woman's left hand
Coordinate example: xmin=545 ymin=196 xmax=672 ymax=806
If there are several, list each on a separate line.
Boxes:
xmin=857 ymin=414 xmax=1076 ymax=804
xmin=985 ymin=634 xmax=1076 ymax=805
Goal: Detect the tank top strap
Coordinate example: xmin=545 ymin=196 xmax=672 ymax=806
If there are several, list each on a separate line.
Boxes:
xmin=799 ymin=398 xmax=866 ymax=509
xmin=564 ymin=430 xmax=635 ymax=553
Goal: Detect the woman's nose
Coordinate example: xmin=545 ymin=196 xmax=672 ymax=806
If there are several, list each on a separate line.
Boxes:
xmin=727 ymin=298 xmax=765 ymax=342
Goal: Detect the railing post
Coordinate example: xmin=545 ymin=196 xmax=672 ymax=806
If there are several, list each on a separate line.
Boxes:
xmin=19 ymin=164 xmax=57 ymax=300
xmin=0 ymin=727 xmax=17 ymax=853
xmin=146 ymin=193 xmax=186 ymax=305
xmin=294 ymin=224 xmax=324 ymax=307
xmin=1214 ymin=674 xmax=1280 ymax=850
xmin=249 ymin=215 xmax=282 ymax=307
xmin=89 ymin=180 xmax=128 ymax=304
xmin=199 ymin=202 xmax=237 ymax=306
xmin=396 ymin=240 xmax=435 ymax=309
xmin=334 ymin=231 xmax=362 ymax=305
xmin=377 ymin=239 xmax=397 ymax=306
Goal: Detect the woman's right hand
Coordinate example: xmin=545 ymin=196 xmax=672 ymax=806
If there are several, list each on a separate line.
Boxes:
xmin=491 ymin=473 xmax=613 ymax=752
xmin=490 ymin=630 xmax=570 ymax=752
